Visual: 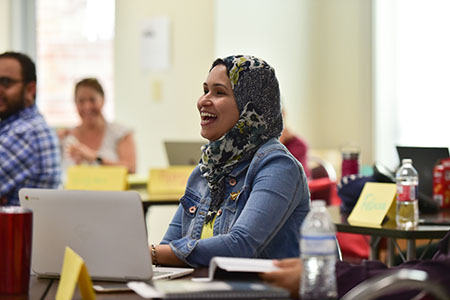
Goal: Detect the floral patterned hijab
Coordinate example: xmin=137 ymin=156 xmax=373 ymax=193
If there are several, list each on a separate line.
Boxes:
xmin=200 ymin=55 xmax=283 ymax=224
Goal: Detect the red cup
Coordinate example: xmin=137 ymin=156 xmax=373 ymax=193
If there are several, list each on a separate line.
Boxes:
xmin=0 ymin=207 xmax=33 ymax=295
xmin=342 ymin=149 xmax=360 ymax=177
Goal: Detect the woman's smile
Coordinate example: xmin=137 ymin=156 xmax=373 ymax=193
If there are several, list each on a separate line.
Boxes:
xmin=200 ymin=111 xmax=217 ymax=126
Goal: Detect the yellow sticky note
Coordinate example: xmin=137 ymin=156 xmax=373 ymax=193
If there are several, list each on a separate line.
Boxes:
xmin=56 ymin=247 xmax=95 ymax=300
xmin=347 ymin=182 xmax=397 ymax=227
xmin=66 ymin=165 xmax=128 ymax=191
xmin=148 ymin=166 xmax=194 ymax=196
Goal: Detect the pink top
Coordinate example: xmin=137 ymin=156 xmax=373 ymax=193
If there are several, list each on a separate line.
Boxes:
xmin=284 ymin=136 xmax=310 ymax=178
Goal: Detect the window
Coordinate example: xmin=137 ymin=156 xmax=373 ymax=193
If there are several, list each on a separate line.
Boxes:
xmin=374 ymin=0 xmax=450 ymax=169
xmin=36 ymin=0 xmax=115 ymax=127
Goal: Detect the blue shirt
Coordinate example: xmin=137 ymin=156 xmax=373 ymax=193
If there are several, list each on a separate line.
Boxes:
xmin=0 ymin=105 xmax=61 ymax=205
xmin=161 ymin=138 xmax=311 ymax=267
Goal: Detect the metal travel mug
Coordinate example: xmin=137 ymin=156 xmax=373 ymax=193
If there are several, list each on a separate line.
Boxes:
xmin=0 ymin=207 xmax=33 ymax=295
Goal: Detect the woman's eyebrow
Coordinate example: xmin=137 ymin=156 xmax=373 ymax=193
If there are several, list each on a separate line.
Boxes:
xmin=203 ymin=82 xmax=230 ymax=90
xmin=211 ymin=83 xmax=229 ymax=89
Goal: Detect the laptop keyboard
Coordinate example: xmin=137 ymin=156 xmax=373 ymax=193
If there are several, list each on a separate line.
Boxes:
xmin=152 ymin=269 xmax=173 ymax=278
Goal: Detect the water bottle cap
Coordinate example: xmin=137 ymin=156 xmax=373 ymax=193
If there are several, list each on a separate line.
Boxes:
xmin=311 ymin=200 xmax=326 ymax=207
xmin=402 ymin=158 xmax=412 ymax=165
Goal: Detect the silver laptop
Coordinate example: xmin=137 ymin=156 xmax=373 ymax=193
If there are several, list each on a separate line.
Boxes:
xmin=164 ymin=141 xmax=206 ymax=165
xmin=19 ymin=188 xmax=193 ymax=282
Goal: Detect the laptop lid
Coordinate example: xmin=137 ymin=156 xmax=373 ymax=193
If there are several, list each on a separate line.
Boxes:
xmin=19 ymin=189 xmax=152 ymax=282
xmin=396 ymin=146 xmax=450 ymax=201
xmin=164 ymin=141 xmax=205 ymax=165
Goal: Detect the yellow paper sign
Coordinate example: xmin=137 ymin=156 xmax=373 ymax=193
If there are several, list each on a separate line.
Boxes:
xmin=56 ymin=247 xmax=96 ymax=300
xmin=148 ymin=166 xmax=194 ymax=196
xmin=66 ymin=166 xmax=128 ymax=191
xmin=347 ymin=182 xmax=397 ymax=227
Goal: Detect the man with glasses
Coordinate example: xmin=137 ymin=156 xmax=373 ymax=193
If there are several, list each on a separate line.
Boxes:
xmin=0 ymin=51 xmax=61 ymax=205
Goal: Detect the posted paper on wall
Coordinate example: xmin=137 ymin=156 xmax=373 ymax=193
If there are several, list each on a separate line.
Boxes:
xmin=140 ymin=16 xmax=171 ymax=71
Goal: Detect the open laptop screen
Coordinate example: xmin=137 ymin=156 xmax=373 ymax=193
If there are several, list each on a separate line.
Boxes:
xmin=164 ymin=141 xmax=206 ymax=166
xmin=19 ymin=189 xmax=152 ymax=281
xmin=19 ymin=188 xmax=194 ymax=282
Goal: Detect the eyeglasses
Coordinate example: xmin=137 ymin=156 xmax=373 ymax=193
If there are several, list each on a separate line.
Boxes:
xmin=0 ymin=77 xmax=23 ymax=88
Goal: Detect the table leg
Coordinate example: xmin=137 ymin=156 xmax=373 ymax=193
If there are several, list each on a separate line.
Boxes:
xmin=369 ymin=236 xmax=381 ymax=260
xmin=387 ymin=238 xmax=395 ymax=267
xmin=406 ymin=239 xmax=417 ymax=260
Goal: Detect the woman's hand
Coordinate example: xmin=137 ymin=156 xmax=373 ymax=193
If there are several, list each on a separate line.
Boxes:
xmin=260 ymin=258 xmax=302 ymax=299
xmin=56 ymin=128 xmax=71 ymax=140
xmin=149 ymin=244 xmax=188 ymax=267
xmin=68 ymin=142 xmax=97 ymax=164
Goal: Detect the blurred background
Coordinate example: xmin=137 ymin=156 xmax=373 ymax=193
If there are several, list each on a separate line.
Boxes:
xmin=1 ymin=0 xmax=449 ymax=175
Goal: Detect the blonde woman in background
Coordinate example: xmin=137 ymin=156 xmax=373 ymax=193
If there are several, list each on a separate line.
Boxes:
xmin=58 ymin=78 xmax=136 ymax=177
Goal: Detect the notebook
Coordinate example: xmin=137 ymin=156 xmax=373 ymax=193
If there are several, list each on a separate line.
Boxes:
xmin=19 ymin=188 xmax=193 ymax=282
xmin=396 ymin=146 xmax=450 ymax=205
xmin=164 ymin=141 xmax=206 ymax=165
xmin=129 ymin=279 xmax=291 ymax=299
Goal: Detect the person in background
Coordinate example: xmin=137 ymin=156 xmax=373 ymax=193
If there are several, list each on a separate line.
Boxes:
xmin=0 ymin=51 xmax=61 ymax=206
xmin=279 ymin=108 xmax=310 ymax=177
xmin=261 ymin=230 xmax=450 ymax=299
xmin=58 ymin=78 xmax=136 ymax=175
xmin=152 ymin=55 xmax=310 ymax=267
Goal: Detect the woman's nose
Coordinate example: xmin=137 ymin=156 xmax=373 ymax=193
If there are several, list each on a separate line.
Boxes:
xmin=81 ymin=100 xmax=94 ymax=109
xmin=198 ymin=94 xmax=212 ymax=108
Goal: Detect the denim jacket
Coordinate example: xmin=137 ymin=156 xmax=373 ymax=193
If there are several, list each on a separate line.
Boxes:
xmin=161 ymin=138 xmax=310 ymax=267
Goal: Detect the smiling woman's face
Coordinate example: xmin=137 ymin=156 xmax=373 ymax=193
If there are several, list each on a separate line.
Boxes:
xmin=75 ymin=85 xmax=104 ymax=125
xmin=197 ymin=64 xmax=239 ymax=141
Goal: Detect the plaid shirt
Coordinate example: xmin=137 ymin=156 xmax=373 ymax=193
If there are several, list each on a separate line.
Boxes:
xmin=0 ymin=105 xmax=61 ymax=205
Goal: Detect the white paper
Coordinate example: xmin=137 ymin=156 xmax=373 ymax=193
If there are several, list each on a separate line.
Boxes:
xmin=140 ymin=16 xmax=171 ymax=70
xmin=200 ymin=256 xmax=279 ymax=281
xmin=127 ymin=282 xmax=164 ymax=299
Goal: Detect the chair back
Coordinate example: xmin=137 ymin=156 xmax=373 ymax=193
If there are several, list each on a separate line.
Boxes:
xmin=341 ymin=269 xmax=449 ymax=300
xmin=308 ymin=156 xmax=339 ymax=205
xmin=309 ymin=156 xmax=337 ymax=182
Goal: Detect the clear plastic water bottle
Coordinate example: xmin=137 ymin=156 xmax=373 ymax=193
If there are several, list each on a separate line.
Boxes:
xmin=299 ymin=200 xmax=337 ymax=300
xmin=396 ymin=158 xmax=419 ymax=230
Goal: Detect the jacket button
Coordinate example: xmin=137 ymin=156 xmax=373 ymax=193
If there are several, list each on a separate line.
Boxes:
xmin=189 ymin=206 xmax=196 ymax=214
xmin=229 ymin=178 xmax=237 ymax=186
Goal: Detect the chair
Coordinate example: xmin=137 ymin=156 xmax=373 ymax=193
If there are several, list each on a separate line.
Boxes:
xmin=335 ymin=236 xmax=343 ymax=261
xmin=309 ymin=156 xmax=337 ymax=182
xmin=308 ymin=156 xmax=340 ymax=205
xmin=341 ymin=269 xmax=449 ymax=300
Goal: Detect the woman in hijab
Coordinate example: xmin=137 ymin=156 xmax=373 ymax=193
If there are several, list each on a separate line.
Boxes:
xmin=152 ymin=55 xmax=310 ymax=267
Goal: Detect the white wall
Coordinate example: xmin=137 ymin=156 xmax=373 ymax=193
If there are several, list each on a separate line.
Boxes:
xmin=308 ymin=0 xmax=373 ymax=165
xmin=0 ymin=0 xmax=10 ymax=52
xmin=215 ymin=0 xmax=312 ymax=142
xmin=215 ymin=0 xmax=374 ymax=166
xmin=373 ymin=0 xmax=397 ymax=169
xmin=115 ymin=0 xmax=213 ymax=174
